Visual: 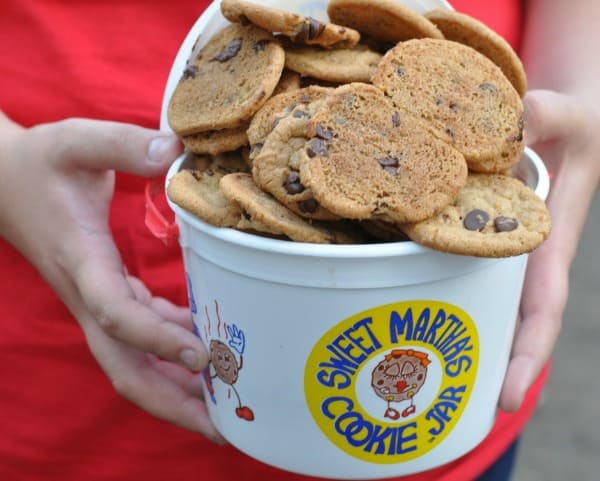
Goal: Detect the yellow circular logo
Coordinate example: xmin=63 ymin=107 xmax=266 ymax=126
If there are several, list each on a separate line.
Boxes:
xmin=304 ymin=300 xmax=479 ymax=463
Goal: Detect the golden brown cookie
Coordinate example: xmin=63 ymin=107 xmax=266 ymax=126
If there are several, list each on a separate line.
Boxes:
xmin=181 ymin=121 xmax=249 ymax=155
xmin=401 ymin=173 xmax=551 ymax=257
xmin=299 ymin=83 xmax=468 ymax=223
xmin=220 ymin=172 xmax=366 ymax=243
xmin=252 ymin=98 xmax=341 ymax=221
xmin=327 ymin=0 xmax=444 ymax=43
xmin=284 ymin=44 xmax=382 ymax=83
xmin=167 ymin=152 xmax=252 ymax=228
xmin=247 ymin=85 xmax=333 ymax=159
xmin=220 ymin=0 xmax=360 ymax=48
xmin=425 ymin=9 xmax=527 ymax=97
xmin=373 ymin=38 xmax=525 ymax=173
xmin=272 ymin=69 xmax=302 ymax=95
xmin=167 ymin=24 xmax=284 ymax=135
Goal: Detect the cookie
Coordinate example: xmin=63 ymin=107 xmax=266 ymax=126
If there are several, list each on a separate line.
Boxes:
xmin=272 ymin=69 xmax=302 ymax=95
xmin=167 ymin=23 xmax=285 ymax=135
xmin=327 ymin=0 xmax=444 ymax=43
xmin=425 ymin=9 xmax=527 ymax=97
xmin=284 ymin=44 xmax=383 ymax=83
xmin=252 ymin=98 xmax=341 ymax=220
xmin=247 ymin=85 xmax=333 ymax=159
xmin=401 ymin=173 xmax=551 ymax=257
xmin=373 ymin=38 xmax=525 ymax=173
xmin=220 ymin=172 xmax=366 ymax=244
xmin=181 ymin=121 xmax=249 ymax=155
xmin=298 ymin=83 xmax=468 ymax=223
xmin=220 ymin=0 xmax=360 ymax=48
xmin=166 ymin=152 xmax=251 ymax=228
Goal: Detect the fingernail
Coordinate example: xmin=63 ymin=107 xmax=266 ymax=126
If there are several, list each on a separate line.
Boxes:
xmin=180 ymin=349 xmax=199 ymax=370
xmin=147 ymin=135 xmax=176 ymax=164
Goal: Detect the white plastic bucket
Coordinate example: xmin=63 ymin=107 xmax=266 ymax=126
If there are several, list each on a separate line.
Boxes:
xmin=160 ymin=1 xmax=550 ymax=478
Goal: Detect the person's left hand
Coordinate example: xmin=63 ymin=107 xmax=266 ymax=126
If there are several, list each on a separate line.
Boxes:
xmin=498 ymin=90 xmax=600 ymax=411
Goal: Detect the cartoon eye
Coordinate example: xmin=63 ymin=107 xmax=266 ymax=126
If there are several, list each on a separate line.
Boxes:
xmin=401 ymin=361 xmax=416 ymax=377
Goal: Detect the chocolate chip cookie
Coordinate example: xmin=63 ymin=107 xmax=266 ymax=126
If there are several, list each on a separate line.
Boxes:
xmin=327 ymin=0 xmax=444 ymax=43
xmin=373 ymin=38 xmax=525 ymax=173
xmin=167 ymin=23 xmax=285 ymax=135
xmin=284 ymin=44 xmax=383 ymax=83
xmin=220 ymin=0 xmax=360 ymax=48
xmin=400 ymin=173 xmax=551 ymax=257
xmin=220 ymin=172 xmax=367 ymax=243
xmin=299 ymin=82 xmax=468 ymax=223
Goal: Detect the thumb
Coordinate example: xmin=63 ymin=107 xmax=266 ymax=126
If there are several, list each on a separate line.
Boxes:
xmin=524 ymin=89 xmax=585 ymax=147
xmin=50 ymin=118 xmax=183 ymax=176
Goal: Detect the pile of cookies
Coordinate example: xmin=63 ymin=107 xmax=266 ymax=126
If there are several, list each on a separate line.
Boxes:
xmin=166 ymin=0 xmax=551 ymax=258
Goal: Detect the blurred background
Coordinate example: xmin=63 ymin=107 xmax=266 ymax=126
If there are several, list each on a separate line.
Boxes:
xmin=513 ymin=190 xmax=600 ymax=480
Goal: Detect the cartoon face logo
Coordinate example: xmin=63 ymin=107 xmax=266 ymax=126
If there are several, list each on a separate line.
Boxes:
xmin=210 ymin=339 xmax=239 ymax=385
xmin=371 ymin=349 xmax=430 ymax=420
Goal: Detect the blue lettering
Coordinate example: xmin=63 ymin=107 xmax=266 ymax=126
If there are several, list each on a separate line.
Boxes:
xmin=316 ymin=368 xmax=352 ymax=389
xmin=445 ymin=355 xmax=472 ymax=377
xmin=389 ymin=308 xmax=414 ymax=343
xmin=344 ymin=317 xmax=382 ymax=355
xmin=413 ymin=308 xmax=431 ymax=341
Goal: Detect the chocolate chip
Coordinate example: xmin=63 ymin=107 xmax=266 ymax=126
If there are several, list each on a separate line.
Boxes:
xmin=211 ymin=39 xmax=242 ymax=62
xmin=392 ymin=111 xmax=401 ymax=127
xmin=306 ymin=138 xmax=329 ymax=157
xmin=293 ymin=109 xmax=309 ymax=118
xmin=315 ymin=124 xmax=335 ymax=140
xmin=249 ymin=143 xmax=263 ymax=157
xmin=463 ymin=209 xmax=490 ymax=231
xmin=449 ymin=101 xmax=461 ymax=112
xmin=242 ymin=209 xmax=252 ymax=220
xmin=284 ymin=172 xmax=305 ymax=195
xmin=238 ymin=14 xmax=250 ymax=26
xmin=182 ymin=64 xmax=198 ymax=80
xmin=494 ymin=216 xmax=519 ymax=232
xmin=297 ymin=198 xmax=318 ymax=213
xmin=479 ymin=82 xmax=498 ymax=94
xmin=508 ymin=115 xmax=525 ymax=142
xmin=253 ymin=39 xmax=271 ymax=52
xmin=308 ymin=17 xmax=325 ymax=39
xmin=377 ymin=155 xmax=402 ymax=175
xmin=295 ymin=23 xmax=309 ymax=43
xmin=396 ymin=66 xmax=405 ymax=76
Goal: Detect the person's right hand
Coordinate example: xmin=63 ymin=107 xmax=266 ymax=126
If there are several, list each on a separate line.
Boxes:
xmin=0 ymin=113 xmax=223 ymax=442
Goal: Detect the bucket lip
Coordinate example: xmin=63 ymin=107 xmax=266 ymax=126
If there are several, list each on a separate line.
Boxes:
xmin=165 ymin=146 xmax=549 ymax=260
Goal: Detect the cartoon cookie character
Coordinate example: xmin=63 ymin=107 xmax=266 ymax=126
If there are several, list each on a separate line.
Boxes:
xmin=371 ymin=349 xmax=430 ymax=420
xmin=206 ymin=324 xmax=254 ymax=421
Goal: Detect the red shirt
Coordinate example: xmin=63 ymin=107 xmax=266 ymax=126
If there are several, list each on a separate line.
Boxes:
xmin=0 ymin=1 xmax=545 ymax=480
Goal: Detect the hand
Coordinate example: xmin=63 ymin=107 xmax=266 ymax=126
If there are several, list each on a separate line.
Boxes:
xmin=499 ymin=90 xmax=600 ymax=411
xmin=227 ymin=324 xmax=246 ymax=355
xmin=0 ymin=114 xmax=223 ymax=442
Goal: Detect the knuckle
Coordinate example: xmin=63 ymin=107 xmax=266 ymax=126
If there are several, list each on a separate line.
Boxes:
xmin=94 ymin=305 xmax=120 ymax=336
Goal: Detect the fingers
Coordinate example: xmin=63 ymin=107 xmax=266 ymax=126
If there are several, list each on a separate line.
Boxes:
xmin=498 ymin=241 xmax=568 ymax=412
xmin=46 ymin=118 xmax=183 ymax=176
xmin=524 ymin=89 xmax=588 ymax=146
xmin=73 ymin=252 xmax=207 ymax=371
xmin=82 ymin=317 xmax=223 ymax=442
